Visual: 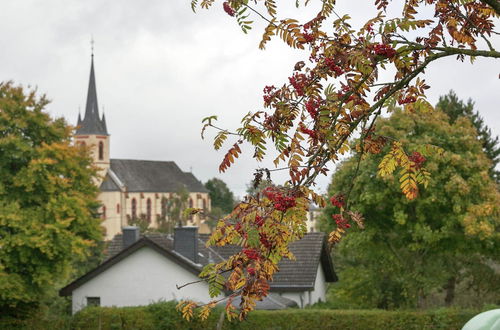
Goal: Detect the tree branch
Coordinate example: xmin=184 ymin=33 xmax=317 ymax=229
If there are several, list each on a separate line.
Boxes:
xmin=479 ymin=0 xmax=500 ymax=15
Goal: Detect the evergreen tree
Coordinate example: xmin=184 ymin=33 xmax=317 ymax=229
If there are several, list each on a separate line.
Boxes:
xmin=437 ymin=90 xmax=500 ymax=182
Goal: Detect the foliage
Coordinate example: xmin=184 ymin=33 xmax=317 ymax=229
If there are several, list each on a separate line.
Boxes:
xmin=186 ymin=0 xmax=500 ymax=320
xmin=160 ymin=186 xmax=190 ymax=229
xmin=0 ymin=82 xmax=103 ymax=314
xmin=321 ymin=108 xmax=500 ymax=309
xmin=436 ymin=90 xmax=500 ymax=183
xmin=205 ymin=178 xmax=236 ymax=214
xmin=4 ymin=301 xmax=478 ymax=330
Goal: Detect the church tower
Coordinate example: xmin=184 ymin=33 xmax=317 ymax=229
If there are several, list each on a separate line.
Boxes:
xmin=75 ymin=54 xmax=110 ymax=182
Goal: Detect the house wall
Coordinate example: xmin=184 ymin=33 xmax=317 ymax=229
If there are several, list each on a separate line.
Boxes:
xmin=71 ymin=246 xmax=213 ymax=314
xmin=99 ymin=191 xmax=211 ymax=239
xmin=280 ymin=263 xmax=327 ymax=307
xmin=310 ymin=263 xmax=326 ymax=303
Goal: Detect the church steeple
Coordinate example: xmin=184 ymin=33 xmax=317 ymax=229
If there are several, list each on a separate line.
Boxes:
xmin=75 ymin=54 xmax=108 ymax=135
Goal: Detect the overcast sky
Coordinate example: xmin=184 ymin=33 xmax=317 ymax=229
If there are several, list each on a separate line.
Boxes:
xmin=1 ymin=1 xmax=499 ymax=198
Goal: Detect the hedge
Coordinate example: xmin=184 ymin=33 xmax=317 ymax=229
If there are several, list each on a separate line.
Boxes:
xmin=1 ymin=301 xmax=478 ymax=330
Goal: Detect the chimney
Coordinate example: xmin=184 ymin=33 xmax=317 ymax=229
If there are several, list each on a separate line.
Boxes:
xmin=122 ymin=226 xmax=140 ymax=248
xmin=174 ymin=227 xmax=198 ymax=263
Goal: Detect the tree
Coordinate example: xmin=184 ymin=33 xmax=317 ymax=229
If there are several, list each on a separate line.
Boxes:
xmin=436 ymin=90 xmax=500 ymax=183
xmin=180 ymin=0 xmax=500 ymax=320
xmin=321 ymin=108 xmax=500 ymax=309
xmin=205 ymin=178 xmax=235 ymax=214
xmin=0 ymin=82 xmax=103 ymax=314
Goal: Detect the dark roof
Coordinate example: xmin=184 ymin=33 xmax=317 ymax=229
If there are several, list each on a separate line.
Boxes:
xmin=75 ymin=55 xmax=108 ymax=136
xmin=105 ymin=159 xmax=208 ymax=193
xmin=199 ymin=232 xmax=337 ymax=289
xmin=99 ymin=172 xmax=121 ymax=191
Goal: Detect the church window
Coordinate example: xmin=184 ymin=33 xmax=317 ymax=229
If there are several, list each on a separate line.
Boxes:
xmin=161 ymin=197 xmax=167 ymax=217
xmin=102 ymin=206 xmax=106 ymax=219
xmin=116 ymin=203 xmax=120 ymax=214
xmin=202 ymin=199 xmax=207 ymax=210
xmin=189 ymin=199 xmax=193 ymax=208
xmin=146 ymin=198 xmax=152 ymax=222
xmin=98 ymin=141 xmax=104 ymax=160
xmin=131 ymin=198 xmax=137 ymax=219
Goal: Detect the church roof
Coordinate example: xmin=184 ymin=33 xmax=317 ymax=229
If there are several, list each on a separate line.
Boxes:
xmin=100 ymin=159 xmax=208 ymax=193
xmin=75 ymin=55 xmax=108 ymax=136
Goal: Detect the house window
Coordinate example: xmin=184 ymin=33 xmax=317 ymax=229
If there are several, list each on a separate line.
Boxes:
xmin=102 ymin=206 xmax=106 ymax=219
xmin=146 ymin=198 xmax=152 ymax=222
xmin=131 ymin=198 xmax=137 ymax=219
xmin=87 ymin=297 xmax=100 ymax=307
xmin=98 ymin=141 xmax=104 ymax=160
xmin=116 ymin=203 xmax=120 ymax=214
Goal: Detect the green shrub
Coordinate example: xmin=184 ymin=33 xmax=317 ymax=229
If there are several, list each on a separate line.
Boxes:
xmin=1 ymin=302 xmax=479 ymax=330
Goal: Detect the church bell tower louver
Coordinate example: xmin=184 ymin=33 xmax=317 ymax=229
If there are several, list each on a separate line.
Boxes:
xmin=75 ymin=53 xmax=110 ymax=182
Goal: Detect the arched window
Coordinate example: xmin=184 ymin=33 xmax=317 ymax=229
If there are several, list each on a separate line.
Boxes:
xmin=146 ymin=198 xmax=152 ymax=222
xmin=116 ymin=203 xmax=120 ymax=214
xmin=161 ymin=197 xmax=167 ymax=217
xmin=131 ymin=198 xmax=137 ymax=219
xmin=98 ymin=141 xmax=104 ymax=160
xmin=189 ymin=198 xmax=193 ymax=208
xmin=102 ymin=206 xmax=106 ymax=219
xmin=202 ymin=199 xmax=207 ymax=210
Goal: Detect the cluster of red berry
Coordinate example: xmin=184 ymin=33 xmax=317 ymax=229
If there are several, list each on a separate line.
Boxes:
xmin=409 ymin=151 xmax=426 ymax=169
xmin=299 ymin=123 xmax=318 ymax=140
xmin=263 ymin=187 xmax=297 ymax=212
xmin=243 ymin=248 xmax=260 ymax=260
xmin=222 ymin=2 xmax=235 ymax=17
xmin=330 ymin=194 xmax=345 ymax=209
xmin=305 ymin=98 xmax=320 ymax=119
xmin=332 ymin=214 xmax=351 ymax=229
xmin=247 ymin=266 xmax=256 ymax=276
xmin=288 ymin=73 xmax=309 ymax=96
xmin=373 ymin=43 xmax=397 ymax=59
xmin=324 ymin=57 xmax=344 ymax=76
xmin=254 ymin=215 xmax=265 ymax=227
xmin=263 ymin=85 xmax=277 ymax=105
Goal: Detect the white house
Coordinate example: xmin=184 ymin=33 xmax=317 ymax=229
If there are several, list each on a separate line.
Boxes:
xmin=60 ymin=227 xmax=337 ymax=313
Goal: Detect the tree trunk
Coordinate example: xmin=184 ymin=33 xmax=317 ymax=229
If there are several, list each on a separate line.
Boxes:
xmin=444 ymin=276 xmax=456 ymax=307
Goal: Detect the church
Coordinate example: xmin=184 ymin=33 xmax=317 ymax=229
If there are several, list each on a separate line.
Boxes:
xmin=74 ymin=55 xmax=211 ymax=239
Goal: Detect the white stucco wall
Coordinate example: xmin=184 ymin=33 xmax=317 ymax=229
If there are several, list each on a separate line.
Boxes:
xmin=279 ymin=262 xmax=326 ymax=307
xmin=71 ymin=246 xmax=212 ymax=314
xmin=310 ymin=263 xmax=326 ymax=303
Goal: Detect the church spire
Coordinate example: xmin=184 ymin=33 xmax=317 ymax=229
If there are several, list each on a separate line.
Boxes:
xmin=75 ymin=52 xmax=108 ymax=135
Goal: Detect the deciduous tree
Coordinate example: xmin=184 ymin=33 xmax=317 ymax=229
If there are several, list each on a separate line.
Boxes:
xmin=179 ymin=0 xmax=500 ymax=320
xmin=0 ymin=82 xmax=103 ymax=314
xmin=321 ymin=107 xmax=499 ymax=309
xmin=205 ymin=178 xmax=235 ymax=214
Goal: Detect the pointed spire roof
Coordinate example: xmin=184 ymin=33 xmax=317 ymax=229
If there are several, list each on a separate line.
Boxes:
xmin=75 ymin=54 xmax=109 ymax=135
